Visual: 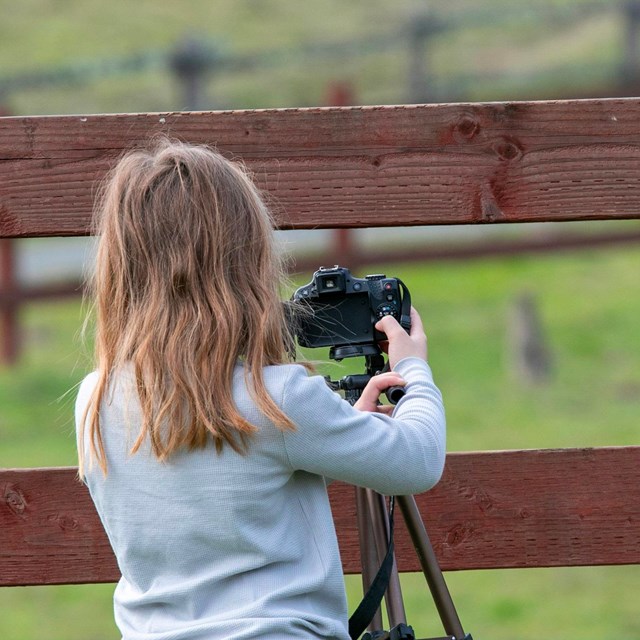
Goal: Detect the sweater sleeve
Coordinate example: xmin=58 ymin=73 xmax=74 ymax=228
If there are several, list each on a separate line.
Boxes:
xmin=281 ymin=357 xmax=446 ymax=495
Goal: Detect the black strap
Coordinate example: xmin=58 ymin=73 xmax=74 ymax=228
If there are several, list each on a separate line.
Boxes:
xmin=396 ymin=279 xmax=411 ymax=331
xmin=348 ymin=498 xmax=396 ymax=640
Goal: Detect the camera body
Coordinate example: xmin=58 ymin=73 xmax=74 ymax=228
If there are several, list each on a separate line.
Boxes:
xmin=292 ymin=266 xmax=405 ymax=350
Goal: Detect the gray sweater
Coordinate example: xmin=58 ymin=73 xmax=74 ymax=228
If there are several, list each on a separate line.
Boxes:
xmin=76 ymin=357 xmax=446 ymax=640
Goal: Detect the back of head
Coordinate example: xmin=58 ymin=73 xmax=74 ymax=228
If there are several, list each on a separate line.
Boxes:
xmin=81 ymin=139 xmax=296 ymax=475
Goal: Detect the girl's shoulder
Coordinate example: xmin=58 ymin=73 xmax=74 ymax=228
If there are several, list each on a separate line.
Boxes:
xmin=75 ymin=366 xmax=137 ymax=411
xmin=262 ymin=363 xmax=336 ymax=412
xmin=76 ymin=371 xmax=99 ymax=404
xmin=262 ymin=361 xmax=310 ymax=377
xmin=261 ymin=361 xmax=317 ymax=390
xmin=241 ymin=362 xmax=325 ymax=406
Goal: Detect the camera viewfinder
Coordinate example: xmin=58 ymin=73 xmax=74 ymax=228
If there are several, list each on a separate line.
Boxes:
xmin=318 ymin=273 xmax=345 ymax=293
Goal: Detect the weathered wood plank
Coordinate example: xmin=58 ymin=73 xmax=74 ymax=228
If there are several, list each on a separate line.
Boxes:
xmin=2 ymin=99 xmax=640 ymax=237
xmin=0 ymin=467 xmax=118 ymax=586
xmin=1 ymin=447 xmax=638 ymax=586
xmin=361 ymin=446 xmax=640 ymax=573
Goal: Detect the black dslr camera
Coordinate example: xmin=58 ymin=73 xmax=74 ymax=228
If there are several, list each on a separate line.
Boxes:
xmin=292 ymin=266 xmax=411 ymax=361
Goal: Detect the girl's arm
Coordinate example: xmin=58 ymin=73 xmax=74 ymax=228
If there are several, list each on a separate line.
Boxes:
xmin=280 ymin=354 xmax=445 ymax=496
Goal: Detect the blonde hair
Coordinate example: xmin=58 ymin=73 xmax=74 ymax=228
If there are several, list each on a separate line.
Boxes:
xmin=79 ymin=139 xmax=298 ymax=477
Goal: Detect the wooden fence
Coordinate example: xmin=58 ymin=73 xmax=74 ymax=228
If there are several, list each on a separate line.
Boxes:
xmin=1 ymin=100 xmax=639 ymax=595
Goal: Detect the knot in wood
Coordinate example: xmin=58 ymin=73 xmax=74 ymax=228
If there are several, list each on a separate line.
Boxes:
xmin=454 ymin=115 xmax=481 ymax=141
xmin=48 ymin=513 xmax=80 ymax=532
xmin=492 ymin=137 xmax=523 ymax=162
xmin=476 ymin=492 xmax=494 ymax=513
xmin=2 ymin=483 xmax=27 ymax=517
xmin=446 ymin=523 xmax=472 ymax=546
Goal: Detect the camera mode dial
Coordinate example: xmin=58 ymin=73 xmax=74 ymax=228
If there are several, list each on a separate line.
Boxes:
xmin=376 ymin=303 xmax=398 ymax=319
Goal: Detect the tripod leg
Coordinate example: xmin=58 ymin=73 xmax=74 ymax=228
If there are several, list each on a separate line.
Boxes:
xmin=356 ymin=487 xmax=384 ymax=631
xmin=365 ymin=490 xmax=406 ymax=627
xmin=396 ymin=495 xmax=466 ymax=640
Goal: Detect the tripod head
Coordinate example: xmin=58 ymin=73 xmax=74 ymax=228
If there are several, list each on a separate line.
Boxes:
xmin=324 ymin=345 xmax=405 ymax=406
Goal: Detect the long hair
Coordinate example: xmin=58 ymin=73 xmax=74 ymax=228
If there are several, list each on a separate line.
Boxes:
xmin=79 ymin=139 xmax=298 ymax=477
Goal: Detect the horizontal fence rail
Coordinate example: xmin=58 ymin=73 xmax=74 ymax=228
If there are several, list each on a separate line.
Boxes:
xmin=1 ymin=447 xmax=638 ymax=586
xmin=3 ymin=98 xmax=640 ymax=237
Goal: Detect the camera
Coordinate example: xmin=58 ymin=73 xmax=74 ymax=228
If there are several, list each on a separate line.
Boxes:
xmin=291 ymin=266 xmax=410 ymax=358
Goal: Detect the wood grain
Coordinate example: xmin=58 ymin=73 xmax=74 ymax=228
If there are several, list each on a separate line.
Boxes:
xmin=2 ymin=99 xmax=640 ymax=237
xmin=2 ymin=447 xmax=638 ymax=586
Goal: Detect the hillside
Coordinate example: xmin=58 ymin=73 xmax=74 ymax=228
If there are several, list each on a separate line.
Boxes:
xmin=0 ymin=0 xmax=625 ymax=116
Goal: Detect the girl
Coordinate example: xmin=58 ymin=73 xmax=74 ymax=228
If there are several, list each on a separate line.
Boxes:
xmin=76 ymin=139 xmax=446 ymax=640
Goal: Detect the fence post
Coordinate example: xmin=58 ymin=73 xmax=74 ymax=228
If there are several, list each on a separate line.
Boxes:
xmin=169 ymin=37 xmax=217 ymax=111
xmin=0 ymin=239 xmax=19 ymax=365
xmin=621 ymin=0 xmax=640 ymax=84
xmin=406 ymin=12 xmax=443 ymax=104
xmin=325 ymin=82 xmax=360 ymax=271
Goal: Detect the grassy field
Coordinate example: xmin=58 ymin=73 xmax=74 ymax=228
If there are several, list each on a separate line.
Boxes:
xmin=0 ymin=0 xmax=621 ymax=115
xmin=1 ymin=244 xmax=638 ymax=638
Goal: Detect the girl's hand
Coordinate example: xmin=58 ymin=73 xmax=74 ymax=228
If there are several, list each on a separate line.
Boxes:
xmin=353 ymin=372 xmax=406 ymax=415
xmin=375 ymin=306 xmax=427 ymax=370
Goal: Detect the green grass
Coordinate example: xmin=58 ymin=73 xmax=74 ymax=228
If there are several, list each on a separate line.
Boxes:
xmin=1 ymin=245 xmax=638 ymax=638
xmin=0 ymin=300 xmax=87 ymax=468
xmin=0 ymin=0 xmax=621 ymax=114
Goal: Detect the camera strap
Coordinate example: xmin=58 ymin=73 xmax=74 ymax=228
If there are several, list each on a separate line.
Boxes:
xmin=396 ymin=279 xmax=412 ymax=332
xmin=348 ymin=497 xmax=396 ymax=640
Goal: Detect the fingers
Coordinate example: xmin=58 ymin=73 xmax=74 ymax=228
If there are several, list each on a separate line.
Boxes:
xmin=376 ymin=405 xmax=395 ymax=416
xmin=361 ymin=372 xmax=405 ymax=400
xmin=353 ymin=372 xmax=406 ymax=413
xmin=375 ymin=314 xmax=404 ymax=338
xmin=374 ymin=306 xmax=427 ymax=367
xmin=375 ymin=306 xmax=423 ymax=337
xmin=408 ymin=306 xmax=424 ymax=337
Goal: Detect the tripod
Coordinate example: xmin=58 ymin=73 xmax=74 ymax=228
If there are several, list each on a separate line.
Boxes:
xmin=326 ymin=347 xmax=472 ymax=640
